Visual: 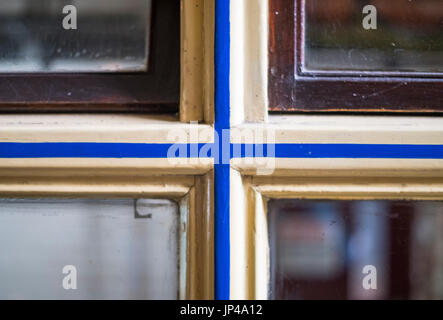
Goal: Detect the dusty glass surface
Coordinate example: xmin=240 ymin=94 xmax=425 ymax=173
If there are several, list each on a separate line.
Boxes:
xmin=0 ymin=0 xmax=151 ymax=72
xmin=269 ymin=199 xmax=443 ymax=300
xmin=304 ymin=0 xmax=443 ymax=74
xmin=0 ymin=199 xmax=179 ymax=300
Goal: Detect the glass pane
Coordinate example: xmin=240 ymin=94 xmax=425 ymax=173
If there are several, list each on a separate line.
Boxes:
xmin=0 ymin=198 xmax=179 ymax=300
xmin=304 ymin=0 xmax=443 ymax=73
xmin=269 ymin=199 xmax=443 ymax=300
xmin=0 ymin=0 xmax=151 ymax=72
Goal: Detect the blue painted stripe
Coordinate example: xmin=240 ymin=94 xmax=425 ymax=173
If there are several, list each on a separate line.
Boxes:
xmin=231 ymin=144 xmax=443 ymax=159
xmin=1 ymin=143 xmax=443 ymax=160
xmin=214 ymin=0 xmax=230 ymax=300
xmin=0 ymin=143 xmax=209 ymax=158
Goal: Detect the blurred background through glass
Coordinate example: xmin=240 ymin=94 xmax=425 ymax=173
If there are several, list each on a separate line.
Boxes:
xmin=269 ymin=199 xmax=443 ymax=300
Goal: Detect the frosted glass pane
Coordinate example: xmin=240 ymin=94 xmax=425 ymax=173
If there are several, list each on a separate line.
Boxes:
xmin=0 ymin=198 xmax=179 ymax=300
xmin=0 ymin=0 xmax=151 ymax=72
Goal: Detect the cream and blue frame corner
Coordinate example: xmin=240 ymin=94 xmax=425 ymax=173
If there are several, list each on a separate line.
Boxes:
xmin=0 ymin=0 xmax=215 ymax=300
xmin=228 ymin=0 xmax=443 ymax=300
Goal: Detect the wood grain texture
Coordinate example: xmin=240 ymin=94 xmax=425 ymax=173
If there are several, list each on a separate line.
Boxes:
xmin=180 ymin=0 xmax=215 ymax=123
xmin=268 ymin=0 xmax=295 ymax=112
xmin=268 ymin=0 xmax=443 ymax=113
xmin=0 ymin=0 xmax=180 ymax=113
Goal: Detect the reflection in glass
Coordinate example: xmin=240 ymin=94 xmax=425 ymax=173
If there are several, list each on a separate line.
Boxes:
xmin=0 ymin=199 xmax=179 ymax=299
xmin=0 ymin=0 xmax=151 ymax=72
xmin=269 ymin=200 xmax=443 ymax=300
xmin=304 ymin=0 xmax=443 ymax=73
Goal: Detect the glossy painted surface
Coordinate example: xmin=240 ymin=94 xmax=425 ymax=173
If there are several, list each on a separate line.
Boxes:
xmin=268 ymin=0 xmax=443 ymax=113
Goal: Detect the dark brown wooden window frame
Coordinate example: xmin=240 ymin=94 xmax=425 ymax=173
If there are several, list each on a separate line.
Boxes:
xmin=0 ymin=0 xmax=179 ymax=113
xmin=269 ymin=0 xmax=443 ymax=113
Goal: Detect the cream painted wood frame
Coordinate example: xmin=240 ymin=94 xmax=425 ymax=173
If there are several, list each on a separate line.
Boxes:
xmin=0 ymin=1 xmax=215 ymax=300
xmin=229 ymin=0 xmax=443 ymax=300
xmin=181 ymin=0 xmax=215 ymax=123
xmin=0 ymin=171 xmax=214 ymax=300
xmin=0 ymin=115 xmax=214 ymax=300
xmin=230 ymin=168 xmax=443 ymax=300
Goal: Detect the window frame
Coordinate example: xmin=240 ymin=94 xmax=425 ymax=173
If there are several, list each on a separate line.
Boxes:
xmin=229 ymin=0 xmax=443 ymax=299
xmin=230 ymin=169 xmax=443 ymax=300
xmin=0 ymin=0 xmax=214 ymax=123
xmin=0 ymin=0 xmax=215 ymax=299
xmin=267 ymin=0 xmax=443 ymax=113
xmin=0 ymin=150 xmax=214 ymax=300
xmin=0 ymin=0 xmax=181 ymax=114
